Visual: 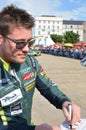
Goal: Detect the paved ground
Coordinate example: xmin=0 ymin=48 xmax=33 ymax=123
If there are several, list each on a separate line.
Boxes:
xmin=32 ymin=54 xmax=86 ymax=126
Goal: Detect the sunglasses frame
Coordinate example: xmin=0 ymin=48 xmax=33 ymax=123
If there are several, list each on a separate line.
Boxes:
xmin=4 ymin=36 xmax=35 ymax=49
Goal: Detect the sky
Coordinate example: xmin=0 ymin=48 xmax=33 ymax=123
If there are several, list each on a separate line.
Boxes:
xmin=0 ymin=0 xmax=86 ymax=20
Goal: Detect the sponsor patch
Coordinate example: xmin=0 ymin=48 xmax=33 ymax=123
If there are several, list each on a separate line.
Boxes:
xmin=40 ymin=66 xmax=44 ymax=72
xmin=40 ymin=67 xmax=46 ymax=76
xmin=25 ymin=82 xmax=35 ymax=91
xmin=22 ymin=72 xmax=34 ymax=81
xmin=0 ymin=78 xmax=9 ymax=84
xmin=20 ymin=67 xmax=31 ymax=74
xmin=0 ymin=89 xmax=23 ymax=107
xmin=24 ymin=78 xmax=35 ymax=87
xmin=10 ymin=102 xmax=22 ymax=115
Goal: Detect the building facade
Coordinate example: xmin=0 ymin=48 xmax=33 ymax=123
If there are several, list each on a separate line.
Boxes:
xmin=63 ymin=20 xmax=84 ymax=42
xmin=34 ymin=15 xmax=86 ymax=42
xmin=34 ymin=15 xmax=63 ymax=37
xmin=83 ymin=22 xmax=86 ymax=42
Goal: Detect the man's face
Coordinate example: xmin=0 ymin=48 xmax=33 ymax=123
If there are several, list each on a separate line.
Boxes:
xmin=0 ymin=27 xmax=32 ymax=63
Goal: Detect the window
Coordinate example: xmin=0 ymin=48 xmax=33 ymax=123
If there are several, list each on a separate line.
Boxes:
xmin=48 ymin=31 xmax=50 ymax=35
xmin=39 ymin=25 xmax=41 ymax=28
xmin=48 ymin=25 xmax=50 ymax=29
xmin=57 ymin=26 xmax=59 ymax=29
xmin=38 ymin=31 xmax=40 ymax=35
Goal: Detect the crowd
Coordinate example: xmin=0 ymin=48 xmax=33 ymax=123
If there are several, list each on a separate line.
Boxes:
xmin=41 ymin=46 xmax=86 ymax=60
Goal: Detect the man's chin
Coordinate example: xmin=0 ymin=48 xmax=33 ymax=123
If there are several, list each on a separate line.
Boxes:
xmin=14 ymin=59 xmax=26 ymax=64
xmin=19 ymin=60 xmax=26 ymax=63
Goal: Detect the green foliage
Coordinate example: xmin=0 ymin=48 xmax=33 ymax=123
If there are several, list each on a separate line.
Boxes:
xmin=50 ymin=34 xmax=63 ymax=43
xmin=63 ymin=31 xmax=80 ymax=43
xmin=50 ymin=31 xmax=80 ymax=44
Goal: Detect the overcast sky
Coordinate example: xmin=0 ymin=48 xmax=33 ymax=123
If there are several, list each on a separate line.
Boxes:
xmin=0 ymin=0 xmax=86 ymax=20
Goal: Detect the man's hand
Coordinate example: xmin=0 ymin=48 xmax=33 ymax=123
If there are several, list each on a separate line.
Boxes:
xmin=62 ymin=101 xmax=80 ymax=126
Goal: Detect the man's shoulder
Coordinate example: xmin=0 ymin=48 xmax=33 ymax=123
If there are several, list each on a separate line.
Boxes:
xmin=26 ymin=55 xmax=37 ymax=70
xmin=26 ymin=55 xmax=36 ymax=60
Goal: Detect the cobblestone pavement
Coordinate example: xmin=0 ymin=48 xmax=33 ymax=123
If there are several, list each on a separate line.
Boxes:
xmin=32 ymin=54 xmax=86 ymax=126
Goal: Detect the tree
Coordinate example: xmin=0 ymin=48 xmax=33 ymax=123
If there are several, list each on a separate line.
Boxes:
xmin=63 ymin=31 xmax=80 ymax=43
xmin=50 ymin=34 xmax=63 ymax=43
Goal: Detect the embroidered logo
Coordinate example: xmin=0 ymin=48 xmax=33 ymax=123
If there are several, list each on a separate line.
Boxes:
xmin=22 ymin=72 xmax=34 ymax=81
xmin=0 ymin=89 xmax=23 ymax=107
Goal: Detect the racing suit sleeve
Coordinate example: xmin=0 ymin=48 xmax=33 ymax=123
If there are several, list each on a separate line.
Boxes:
xmin=35 ymin=60 xmax=71 ymax=109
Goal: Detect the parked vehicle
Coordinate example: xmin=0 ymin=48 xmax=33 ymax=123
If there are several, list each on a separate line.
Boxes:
xmin=28 ymin=49 xmax=41 ymax=56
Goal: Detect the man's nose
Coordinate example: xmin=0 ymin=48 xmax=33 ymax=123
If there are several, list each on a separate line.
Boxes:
xmin=22 ymin=43 xmax=29 ymax=52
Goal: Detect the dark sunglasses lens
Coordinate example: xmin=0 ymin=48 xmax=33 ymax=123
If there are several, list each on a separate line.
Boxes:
xmin=16 ymin=39 xmax=35 ymax=49
xmin=16 ymin=42 xmax=26 ymax=49
xmin=29 ymin=39 xmax=35 ymax=47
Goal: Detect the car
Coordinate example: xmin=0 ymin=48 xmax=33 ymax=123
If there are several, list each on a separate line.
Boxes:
xmin=28 ymin=49 xmax=41 ymax=56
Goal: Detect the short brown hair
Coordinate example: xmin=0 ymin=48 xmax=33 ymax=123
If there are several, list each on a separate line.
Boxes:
xmin=0 ymin=4 xmax=35 ymax=36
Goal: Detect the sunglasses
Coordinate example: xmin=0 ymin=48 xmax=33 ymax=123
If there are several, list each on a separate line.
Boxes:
xmin=4 ymin=36 xmax=35 ymax=49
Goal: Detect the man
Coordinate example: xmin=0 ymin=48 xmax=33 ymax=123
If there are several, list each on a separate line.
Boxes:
xmin=80 ymin=57 xmax=86 ymax=66
xmin=0 ymin=5 xmax=80 ymax=130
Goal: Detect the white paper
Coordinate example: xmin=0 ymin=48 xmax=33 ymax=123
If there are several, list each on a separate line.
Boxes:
xmin=60 ymin=119 xmax=86 ymax=130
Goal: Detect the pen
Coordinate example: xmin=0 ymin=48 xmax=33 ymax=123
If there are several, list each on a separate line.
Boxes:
xmin=68 ymin=104 xmax=72 ymax=129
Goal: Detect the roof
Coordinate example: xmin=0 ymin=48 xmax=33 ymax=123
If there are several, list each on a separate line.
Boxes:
xmin=41 ymin=15 xmax=56 ymax=17
xmin=63 ymin=20 xmax=84 ymax=25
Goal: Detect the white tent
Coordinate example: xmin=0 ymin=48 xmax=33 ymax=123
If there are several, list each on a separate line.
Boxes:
xmin=39 ymin=37 xmax=46 ymax=47
xmin=34 ymin=35 xmax=55 ymax=47
xmin=33 ymin=38 xmax=41 ymax=46
xmin=45 ymin=35 xmax=55 ymax=47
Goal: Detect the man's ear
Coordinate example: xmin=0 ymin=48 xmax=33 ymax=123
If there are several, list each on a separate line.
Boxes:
xmin=0 ymin=35 xmax=3 ymax=44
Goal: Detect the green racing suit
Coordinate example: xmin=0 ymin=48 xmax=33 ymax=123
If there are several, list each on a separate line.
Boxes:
xmin=0 ymin=55 xmax=71 ymax=127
